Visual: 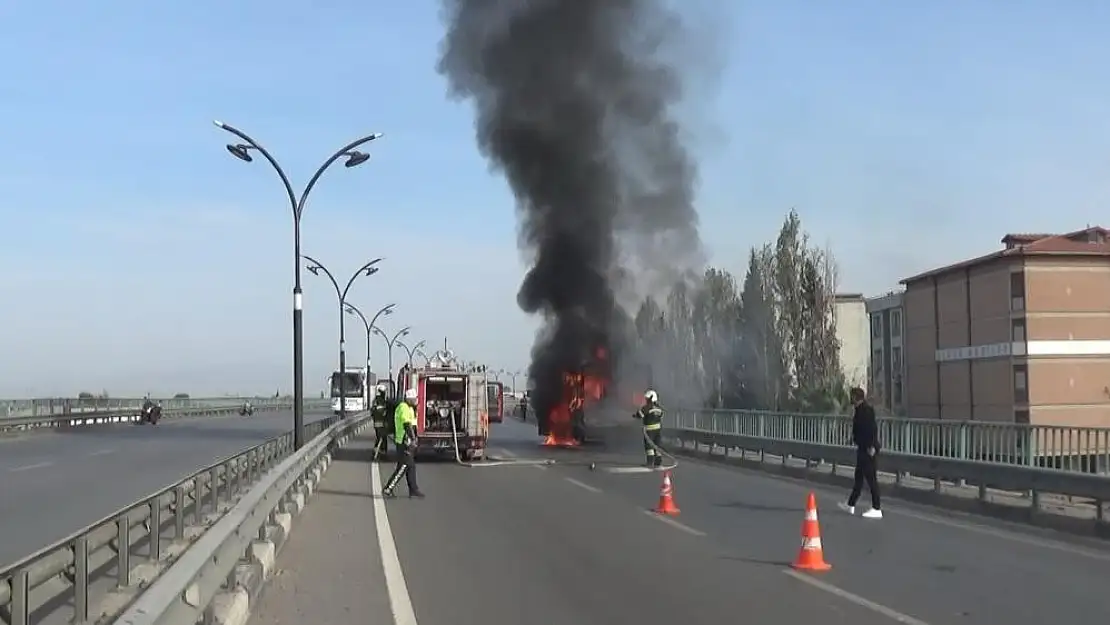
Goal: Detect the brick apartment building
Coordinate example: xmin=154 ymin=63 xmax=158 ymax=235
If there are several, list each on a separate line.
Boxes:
xmin=899 ymin=226 xmax=1110 ymax=428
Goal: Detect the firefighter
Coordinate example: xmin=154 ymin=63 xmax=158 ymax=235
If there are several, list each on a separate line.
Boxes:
xmin=370 ymin=384 xmax=391 ymax=461
xmin=633 ymin=389 xmax=665 ymax=468
xmin=383 ymin=388 xmax=425 ymax=498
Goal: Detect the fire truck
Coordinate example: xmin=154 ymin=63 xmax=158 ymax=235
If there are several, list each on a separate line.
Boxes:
xmin=486 ymin=380 xmax=505 ymax=423
xmin=396 ymin=349 xmax=490 ymax=461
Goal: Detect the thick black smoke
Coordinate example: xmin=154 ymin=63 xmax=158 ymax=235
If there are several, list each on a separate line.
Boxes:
xmin=437 ymin=0 xmax=705 ymax=430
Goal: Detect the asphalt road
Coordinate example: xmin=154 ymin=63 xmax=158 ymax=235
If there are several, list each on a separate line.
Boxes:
xmin=0 ymin=408 xmax=330 ymax=567
xmin=310 ymin=417 xmax=1110 ymax=625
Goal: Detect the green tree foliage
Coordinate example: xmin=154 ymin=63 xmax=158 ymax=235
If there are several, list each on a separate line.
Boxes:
xmin=631 ymin=209 xmax=850 ymax=412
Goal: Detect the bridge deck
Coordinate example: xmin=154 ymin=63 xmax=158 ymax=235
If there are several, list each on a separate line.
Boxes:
xmin=250 ymin=421 xmax=1110 ymax=625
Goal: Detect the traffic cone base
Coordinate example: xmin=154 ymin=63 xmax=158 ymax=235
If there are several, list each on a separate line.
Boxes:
xmin=653 ymin=470 xmax=680 ymax=515
xmin=792 ymin=492 xmax=831 ymax=571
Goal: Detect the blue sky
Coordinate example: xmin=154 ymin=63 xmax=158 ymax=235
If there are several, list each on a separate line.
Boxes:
xmin=1 ymin=1 xmax=1108 ymax=396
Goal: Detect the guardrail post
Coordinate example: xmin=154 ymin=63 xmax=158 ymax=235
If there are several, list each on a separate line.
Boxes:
xmin=149 ymin=497 xmax=162 ymax=562
xmin=210 ymin=468 xmax=220 ymax=511
xmin=174 ymin=486 xmax=187 ymax=539
xmin=193 ymin=477 xmax=204 ymax=525
xmin=956 ymin=423 xmax=969 ymax=487
xmin=11 ymin=568 xmax=28 ymax=625
xmin=116 ymin=513 xmax=131 ymax=588
xmin=74 ymin=534 xmax=90 ymax=622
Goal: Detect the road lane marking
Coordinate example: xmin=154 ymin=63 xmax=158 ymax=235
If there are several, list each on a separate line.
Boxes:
xmin=640 ymin=509 xmax=706 ymax=536
xmin=565 ymin=477 xmax=602 ymax=493
xmin=88 ymin=449 xmax=115 ymax=457
xmin=783 ymin=569 xmax=931 ymax=625
xmin=370 ymin=462 xmax=419 ymax=625
xmin=9 ymin=461 xmax=52 ymax=472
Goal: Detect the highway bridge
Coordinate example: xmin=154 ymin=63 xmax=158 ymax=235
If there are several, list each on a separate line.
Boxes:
xmin=245 ymin=418 xmax=1110 ymax=625
xmin=0 ymin=406 xmax=329 ymax=566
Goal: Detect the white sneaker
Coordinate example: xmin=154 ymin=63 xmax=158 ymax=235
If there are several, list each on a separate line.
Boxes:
xmin=861 ymin=508 xmax=883 ymax=519
xmin=837 ymin=502 xmax=855 ymax=515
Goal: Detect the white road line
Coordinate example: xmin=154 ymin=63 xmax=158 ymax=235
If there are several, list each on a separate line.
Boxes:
xmin=783 ymin=569 xmax=931 ymax=625
xmin=564 ymin=477 xmax=602 ymax=493
xmin=88 ymin=449 xmax=115 ymax=457
xmin=370 ymin=462 xmax=420 ymax=625
xmin=9 ymin=461 xmax=52 ymax=473
xmin=640 ymin=509 xmax=706 ymax=536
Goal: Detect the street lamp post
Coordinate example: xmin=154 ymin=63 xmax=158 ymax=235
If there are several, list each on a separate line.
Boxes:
xmin=373 ymin=325 xmax=411 ymax=384
xmin=213 ymin=121 xmax=383 ymax=450
xmin=396 ymin=339 xmax=427 ymax=369
xmin=344 ymin=303 xmax=397 ymax=378
xmin=414 ymin=347 xmax=432 ymax=366
xmin=302 ymin=255 xmax=383 ymax=419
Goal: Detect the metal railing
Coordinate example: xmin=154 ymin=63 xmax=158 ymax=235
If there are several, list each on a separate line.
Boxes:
xmin=0 ymin=417 xmax=341 ymax=625
xmin=668 ymin=408 xmax=1110 ymax=534
xmin=0 ymin=396 xmax=289 ymax=419
xmin=671 ymin=409 xmax=1110 ymax=473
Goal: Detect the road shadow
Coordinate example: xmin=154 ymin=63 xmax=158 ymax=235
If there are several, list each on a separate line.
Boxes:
xmin=332 ymin=446 xmax=377 ymax=463
xmin=719 ymin=555 xmax=794 ymax=568
xmin=714 ymin=501 xmax=800 ymax=513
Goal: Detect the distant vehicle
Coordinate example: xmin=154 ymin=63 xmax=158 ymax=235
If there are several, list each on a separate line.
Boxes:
xmin=329 ymin=368 xmax=369 ymax=415
xmin=239 ymin=401 xmax=254 ymax=416
xmin=486 ymin=381 xmax=504 ymax=423
xmin=139 ymin=401 xmax=161 ymax=425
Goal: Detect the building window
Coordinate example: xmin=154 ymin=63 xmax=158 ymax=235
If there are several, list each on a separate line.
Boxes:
xmin=1013 ymin=364 xmax=1028 ymax=403
xmin=1014 ymin=409 xmax=1030 ymax=425
xmin=1010 ymin=271 xmax=1026 ymax=311
xmin=1011 ymin=318 xmax=1026 ymax=342
xmin=871 ymin=314 xmax=883 ymax=339
xmin=890 ymin=310 xmax=902 ymax=337
xmin=891 ymin=347 xmax=903 ymax=405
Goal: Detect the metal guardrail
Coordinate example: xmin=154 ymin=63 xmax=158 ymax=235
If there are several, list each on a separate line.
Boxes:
xmin=0 ymin=397 xmax=290 ymax=419
xmin=668 ymin=409 xmax=1110 ymax=532
xmin=0 ymin=399 xmax=331 ymax=434
xmin=0 ymin=414 xmax=346 ymax=625
xmin=670 ymin=408 xmax=1110 ymax=472
xmin=111 ymin=413 xmax=373 ymax=625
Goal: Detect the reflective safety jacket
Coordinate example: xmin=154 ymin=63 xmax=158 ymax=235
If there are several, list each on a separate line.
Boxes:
xmin=634 ymin=404 xmax=664 ymax=431
xmin=370 ymin=398 xmax=389 ymax=427
xmin=394 ymin=402 xmax=417 ymax=445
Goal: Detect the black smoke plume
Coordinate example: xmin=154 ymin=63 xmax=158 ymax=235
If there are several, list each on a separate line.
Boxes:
xmin=437 ymin=0 xmax=705 ymax=433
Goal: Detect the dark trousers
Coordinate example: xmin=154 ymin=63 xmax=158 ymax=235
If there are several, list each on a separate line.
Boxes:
xmin=372 ymin=426 xmax=390 ymax=460
xmin=848 ymin=447 xmax=881 ymax=509
xmin=643 ymin=429 xmax=663 ymax=466
xmin=384 ymin=441 xmax=418 ymax=494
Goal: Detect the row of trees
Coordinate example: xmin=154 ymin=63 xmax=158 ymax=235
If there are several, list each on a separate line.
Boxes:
xmin=631 ymin=210 xmax=851 ymax=413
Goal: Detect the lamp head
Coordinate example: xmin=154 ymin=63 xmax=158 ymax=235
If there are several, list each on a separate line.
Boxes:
xmin=226 ymin=144 xmax=253 ymax=162
xmin=344 ymin=151 xmax=370 ymax=168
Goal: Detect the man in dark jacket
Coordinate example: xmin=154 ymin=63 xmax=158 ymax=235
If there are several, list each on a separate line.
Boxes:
xmin=839 ymin=387 xmax=882 ymax=519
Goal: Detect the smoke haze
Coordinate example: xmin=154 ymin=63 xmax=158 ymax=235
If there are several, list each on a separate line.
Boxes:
xmin=437 ymin=0 xmax=710 ymax=428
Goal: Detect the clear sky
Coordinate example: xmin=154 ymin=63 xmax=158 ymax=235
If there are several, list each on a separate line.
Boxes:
xmin=1 ymin=1 xmax=1108 ymax=397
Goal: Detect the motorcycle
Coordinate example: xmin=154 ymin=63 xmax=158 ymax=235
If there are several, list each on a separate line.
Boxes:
xmin=239 ymin=403 xmax=254 ymax=416
xmin=140 ymin=404 xmax=161 ymax=425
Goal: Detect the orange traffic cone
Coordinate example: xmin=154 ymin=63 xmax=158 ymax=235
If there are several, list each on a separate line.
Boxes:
xmin=791 ymin=492 xmax=831 ymax=571
xmin=652 ymin=470 xmax=680 ymax=515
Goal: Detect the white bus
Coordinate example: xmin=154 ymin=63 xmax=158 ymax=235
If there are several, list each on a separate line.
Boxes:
xmin=329 ymin=368 xmax=370 ymax=414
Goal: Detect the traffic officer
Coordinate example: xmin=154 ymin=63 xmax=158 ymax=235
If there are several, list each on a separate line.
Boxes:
xmin=370 ymin=385 xmax=391 ymax=461
xmin=383 ymin=387 xmax=425 ymax=498
xmin=633 ymin=389 xmax=665 ymax=468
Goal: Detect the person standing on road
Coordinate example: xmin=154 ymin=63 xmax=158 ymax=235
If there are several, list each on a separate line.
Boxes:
xmin=633 ymin=390 xmax=665 ymax=468
xmin=383 ymin=387 xmax=425 ymax=498
xmin=840 ymin=387 xmax=882 ymax=519
xmin=370 ymin=385 xmax=391 ymax=462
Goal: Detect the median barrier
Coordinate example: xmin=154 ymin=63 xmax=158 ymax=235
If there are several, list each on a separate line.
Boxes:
xmin=0 ymin=398 xmax=330 ymax=434
xmin=668 ymin=408 xmax=1110 ymax=539
xmin=106 ymin=412 xmax=372 ymax=625
xmin=0 ymin=412 xmax=361 ymax=625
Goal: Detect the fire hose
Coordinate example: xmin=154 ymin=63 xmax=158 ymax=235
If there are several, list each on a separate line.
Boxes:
xmin=448 ymin=411 xmax=678 ymax=472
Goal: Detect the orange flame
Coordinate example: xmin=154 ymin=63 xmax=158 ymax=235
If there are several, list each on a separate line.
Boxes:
xmin=541 ymin=366 xmax=608 ymax=447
